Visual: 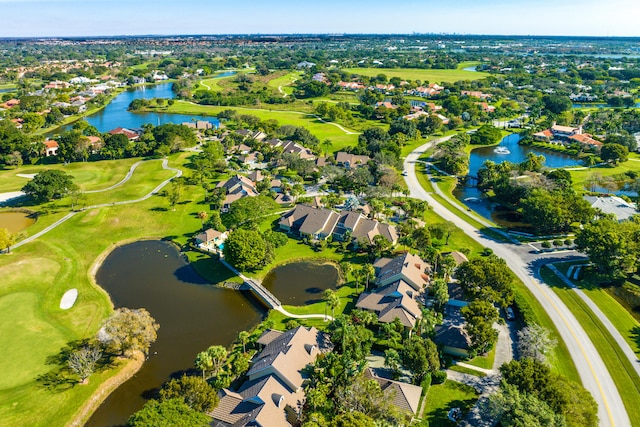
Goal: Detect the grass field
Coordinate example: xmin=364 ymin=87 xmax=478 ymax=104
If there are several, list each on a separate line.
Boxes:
xmin=267 ymin=71 xmax=303 ymax=96
xmin=422 ymin=381 xmax=478 ymax=426
xmin=541 ymin=266 xmax=640 ymax=426
xmin=0 ymin=158 xmax=141 ymax=193
xmin=198 ymin=71 xmax=240 ymax=92
xmin=0 ymin=153 xmax=210 ymax=426
xmin=568 ymin=159 xmax=640 ymax=193
xmin=342 ymin=67 xmax=490 ymax=84
xmin=162 ymin=100 xmax=360 ymax=151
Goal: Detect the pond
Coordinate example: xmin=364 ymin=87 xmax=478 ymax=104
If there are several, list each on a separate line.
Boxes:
xmin=262 ymin=261 xmax=340 ymax=305
xmin=453 ymin=133 xmax=583 ymax=226
xmin=53 ymin=74 xmax=236 ymax=134
xmin=87 ymin=240 xmax=262 ymax=427
xmin=0 ymin=211 xmax=36 ymax=233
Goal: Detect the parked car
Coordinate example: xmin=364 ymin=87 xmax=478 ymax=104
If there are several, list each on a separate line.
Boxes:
xmin=505 ymin=307 xmax=515 ymax=321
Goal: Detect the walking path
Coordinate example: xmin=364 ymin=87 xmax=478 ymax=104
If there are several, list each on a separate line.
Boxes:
xmin=83 ymin=161 xmax=143 ymax=193
xmin=6 ymin=159 xmax=181 ymax=253
xmin=405 ymin=139 xmax=629 ymax=427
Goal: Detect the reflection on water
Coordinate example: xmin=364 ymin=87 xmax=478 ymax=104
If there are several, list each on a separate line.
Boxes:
xmin=88 ymin=241 xmax=262 ymax=427
xmin=454 ymin=133 xmax=583 ymax=225
xmin=262 ymin=261 xmax=339 ymax=305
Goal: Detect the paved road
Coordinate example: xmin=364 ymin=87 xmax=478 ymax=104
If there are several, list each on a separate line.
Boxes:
xmin=404 ymin=140 xmax=630 ymax=427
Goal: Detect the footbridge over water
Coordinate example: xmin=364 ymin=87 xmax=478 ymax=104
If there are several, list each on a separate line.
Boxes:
xmin=219 ymin=257 xmax=282 ymax=309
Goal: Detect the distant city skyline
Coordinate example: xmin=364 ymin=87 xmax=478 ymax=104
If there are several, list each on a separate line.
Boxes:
xmin=0 ymin=0 xmax=638 ymax=38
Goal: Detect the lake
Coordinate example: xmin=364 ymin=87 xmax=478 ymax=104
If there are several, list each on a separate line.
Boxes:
xmin=54 ymin=73 xmax=238 ymax=134
xmin=87 ymin=240 xmax=262 ymax=427
xmin=452 ymin=133 xmax=583 ymax=225
xmin=262 ymin=261 xmax=339 ymax=305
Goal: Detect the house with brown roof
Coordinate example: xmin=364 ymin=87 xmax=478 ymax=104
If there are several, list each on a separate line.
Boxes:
xmin=278 ymin=204 xmax=340 ymax=240
xmin=335 ymin=151 xmax=371 ymax=168
xmin=364 ymin=368 xmax=423 ymax=416
xmin=194 ymin=228 xmax=228 ymax=250
xmin=533 ymin=122 xmax=602 ymax=149
xmin=267 ymin=139 xmax=315 ymax=161
xmin=279 ymin=205 xmax=398 ymax=245
xmin=356 ymin=278 xmax=423 ymax=328
xmin=107 ymin=127 xmax=140 ymax=141
xmin=376 ymin=252 xmax=430 ymax=291
xmin=211 ymin=326 xmax=332 ymax=427
xmin=216 ymin=175 xmax=259 ymax=212
xmin=434 ymin=302 xmax=472 ymax=358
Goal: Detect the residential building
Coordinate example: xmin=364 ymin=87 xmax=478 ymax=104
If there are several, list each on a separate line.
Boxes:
xmin=364 ymin=369 xmax=423 ymax=417
xmin=267 ymin=139 xmax=315 ymax=161
xmin=211 ymin=326 xmax=331 ymax=427
xmin=461 ymin=90 xmax=491 ymax=100
xmin=107 ymin=127 xmax=140 ymax=141
xmin=356 ymin=278 xmax=423 ymax=328
xmin=194 ymin=228 xmax=228 ymax=252
xmin=44 ymin=139 xmax=59 ymax=157
xmin=434 ymin=301 xmax=472 ymax=357
xmin=334 ymin=151 xmax=371 ymax=168
xmin=216 ymin=175 xmax=258 ymax=212
xmin=533 ymin=123 xmax=602 ymax=148
xmin=584 ymin=195 xmax=639 ymax=222
xmin=375 ymin=252 xmax=429 ymax=290
xmin=278 ymin=205 xmax=397 ymax=245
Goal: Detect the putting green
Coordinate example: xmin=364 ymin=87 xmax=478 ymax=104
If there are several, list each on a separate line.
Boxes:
xmin=0 ymin=292 xmax=68 ymax=389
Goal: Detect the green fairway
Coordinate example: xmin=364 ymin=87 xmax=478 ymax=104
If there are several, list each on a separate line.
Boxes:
xmin=267 ymin=71 xmax=303 ymax=95
xmin=0 ymin=158 xmax=141 ymax=193
xmin=342 ymin=67 xmax=490 ymax=84
xmin=162 ymin=100 xmax=360 ymax=151
xmin=568 ymin=159 xmax=640 ymax=193
xmin=422 ymin=381 xmax=478 ymax=426
xmin=542 ymin=266 xmax=640 ymax=426
xmin=198 ymin=71 xmax=239 ymax=92
xmin=0 ymin=152 xmax=207 ymax=426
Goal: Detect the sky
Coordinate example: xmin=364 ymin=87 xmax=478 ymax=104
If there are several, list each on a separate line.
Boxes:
xmin=0 ymin=0 xmax=638 ymax=38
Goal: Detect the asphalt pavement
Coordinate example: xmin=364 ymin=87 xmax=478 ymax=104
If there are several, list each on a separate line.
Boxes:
xmin=404 ymin=139 xmax=630 ymax=427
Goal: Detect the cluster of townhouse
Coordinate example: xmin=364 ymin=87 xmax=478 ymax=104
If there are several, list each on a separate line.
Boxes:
xmin=354 ymin=250 xmax=475 ymax=357
xmin=533 ymin=123 xmax=602 ymax=149
xmin=210 ymin=324 xmax=424 ymax=426
xmin=278 ymin=203 xmax=398 ymax=246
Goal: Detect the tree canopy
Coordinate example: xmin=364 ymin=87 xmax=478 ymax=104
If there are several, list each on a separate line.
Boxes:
xmin=223 ymin=228 xmax=268 ymax=271
xmin=22 ymin=169 xmax=75 ymax=202
xmin=97 ymin=308 xmax=159 ymax=357
xmin=127 ymin=398 xmax=211 ymax=427
xmin=456 ymin=256 xmax=515 ymax=307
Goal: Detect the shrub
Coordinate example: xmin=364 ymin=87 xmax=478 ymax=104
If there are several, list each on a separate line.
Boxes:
xmin=482 ymin=247 xmax=493 ymax=256
xmin=432 ymin=370 xmax=447 ymax=384
xmin=541 ymin=241 xmax=551 ymax=249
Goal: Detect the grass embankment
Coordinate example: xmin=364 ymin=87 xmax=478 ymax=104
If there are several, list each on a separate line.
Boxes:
xmin=465 ymin=347 xmax=495 ymax=370
xmin=342 ymin=67 xmax=490 ymax=83
xmin=541 ymin=266 xmax=640 ymax=426
xmin=0 ymin=152 xmax=210 ymax=426
xmin=552 ymin=262 xmax=640 ymax=358
xmin=160 ymin=100 xmax=359 ymax=152
xmin=422 ymin=381 xmax=478 ymax=427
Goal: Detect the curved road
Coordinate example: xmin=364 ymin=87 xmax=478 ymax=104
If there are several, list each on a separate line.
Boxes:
xmin=404 ymin=140 xmax=630 ymax=427
xmin=8 ymin=159 xmax=181 ymax=253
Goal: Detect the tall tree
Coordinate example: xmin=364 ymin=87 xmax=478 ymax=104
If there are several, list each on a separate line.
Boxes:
xmin=0 ymin=228 xmax=17 ymax=253
xmin=223 ymin=229 xmax=268 ymax=271
xmin=22 ymin=170 xmax=74 ymax=202
xmin=159 ymin=375 xmax=219 ymax=413
xmin=127 ymin=399 xmax=211 ymax=427
xmin=400 ymin=335 xmax=440 ymax=384
xmin=517 ymin=324 xmax=557 ymax=364
xmin=323 ymin=289 xmax=341 ymax=319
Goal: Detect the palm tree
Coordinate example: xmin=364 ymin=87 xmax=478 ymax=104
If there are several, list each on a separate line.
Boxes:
xmin=194 ymin=351 xmax=213 ymax=379
xmin=321 ymin=139 xmax=333 ymax=157
xmin=197 ymin=211 xmax=208 ymax=230
xmin=323 ymin=289 xmax=340 ymax=319
xmin=238 ymin=331 xmax=250 ymax=353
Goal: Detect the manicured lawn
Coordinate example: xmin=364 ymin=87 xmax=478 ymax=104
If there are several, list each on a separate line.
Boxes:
xmin=343 ymin=67 xmax=490 ymax=84
xmin=552 ymin=261 xmax=640 ymax=358
xmin=267 ymin=71 xmax=303 ymax=95
xmin=422 ymin=381 xmax=478 ymax=426
xmin=163 ymin=101 xmax=360 ymax=151
xmin=569 ymin=160 xmax=640 ymax=193
xmin=0 ymin=152 xmax=214 ymax=426
xmin=0 ymin=158 xmax=141 ymax=193
xmin=198 ymin=71 xmax=239 ymax=92
xmin=448 ymin=365 xmax=487 ymax=378
xmin=464 ymin=347 xmax=495 ymax=370
xmin=541 ymin=266 xmax=640 ymax=427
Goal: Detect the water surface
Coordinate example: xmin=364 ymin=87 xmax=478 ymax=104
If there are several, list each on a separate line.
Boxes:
xmin=0 ymin=211 xmax=36 ymax=233
xmin=262 ymin=261 xmax=339 ymax=305
xmin=88 ymin=240 xmax=262 ymax=427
